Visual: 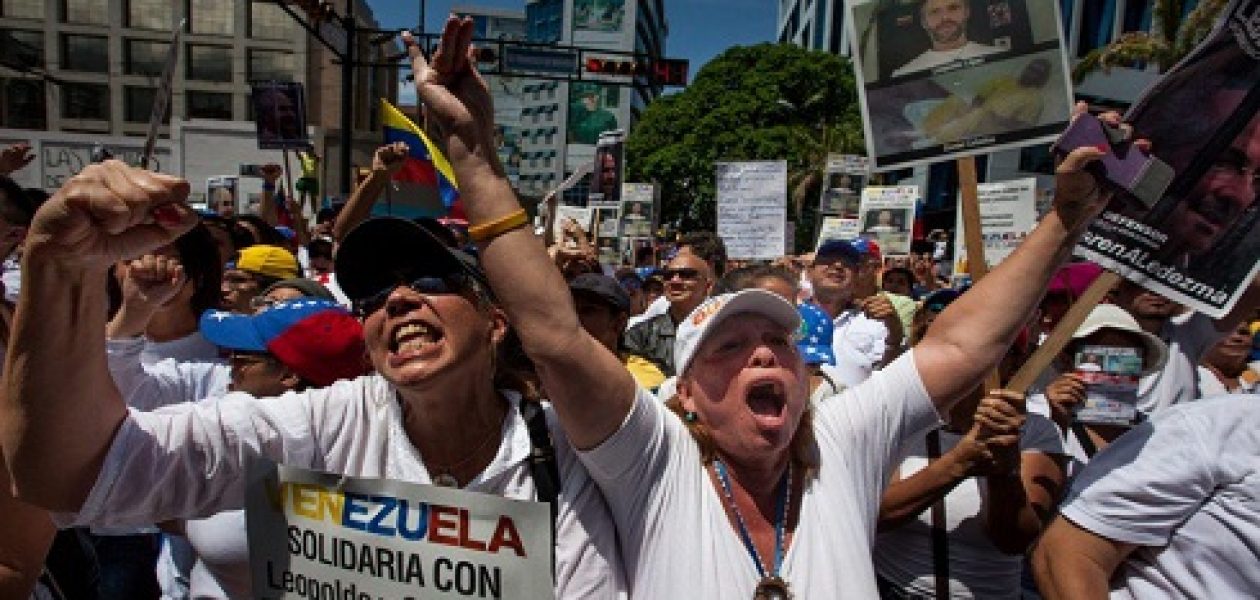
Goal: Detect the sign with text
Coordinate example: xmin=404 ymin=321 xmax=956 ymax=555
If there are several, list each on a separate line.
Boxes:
xmin=951 ymin=178 xmax=1037 ymax=277
xmin=816 ymin=217 xmax=862 ymax=250
xmin=246 ymin=461 xmax=554 ymax=600
xmin=857 ymin=185 xmax=918 ymax=255
xmin=1073 ymin=0 xmax=1260 ymax=318
xmin=845 ymin=0 xmax=1075 ymax=170
xmin=621 ymin=182 xmax=656 ymax=238
xmin=819 ymin=154 xmax=869 ymax=216
xmin=716 ymin=161 xmax=788 ymax=260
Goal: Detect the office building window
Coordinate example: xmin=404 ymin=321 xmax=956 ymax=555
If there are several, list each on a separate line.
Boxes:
xmin=62 ymin=0 xmax=107 ymax=24
xmin=250 ymin=0 xmax=296 ymax=40
xmin=189 ymin=0 xmax=233 ymax=35
xmin=2 ymin=0 xmax=43 ymax=19
xmin=1 ymin=78 xmax=45 ymax=128
xmin=187 ymin=44 xmax=232 ymax=82
xmin=124 ymin=86 xmax=154 ymax=122
xmin=61 ymin=34 xmax=108 ymax=72
xmin=1 ymin=29 xmax=44 ymax=70
xmin=248 ymin=49 xmax=294 ymax=82
xmin=187 ymin=91 xmax=232 ymax=120
xmin=127 ymin=0 xmax=172 ymax=30
xmin=61 ymin=82 xmax=109 ymax=120
xmin=125 ymin=39 xmax=170 ymax=76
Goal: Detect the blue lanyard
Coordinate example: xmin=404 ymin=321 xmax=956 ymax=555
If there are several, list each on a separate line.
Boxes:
xmin=713 ymin=459 xmax=792 ymax=579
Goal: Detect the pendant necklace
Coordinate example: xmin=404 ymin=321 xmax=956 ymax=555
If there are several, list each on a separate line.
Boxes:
xmin=713 ymin=459 xmax=794 ymax=600
xmin=427 ymin=422 xmax=502 ymax=488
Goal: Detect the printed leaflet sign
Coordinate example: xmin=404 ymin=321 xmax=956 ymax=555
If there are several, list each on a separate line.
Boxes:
xmin=951 ymin=178 xmax=1038 ymax=277
xmin=716 ymin=161 xmax=788 ymax=260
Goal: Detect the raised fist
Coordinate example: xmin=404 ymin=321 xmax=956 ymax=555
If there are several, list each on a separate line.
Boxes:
xmin=25 ymin=160 xmax=197 ymax=270
xmin=0 ymin=142 xmax=35 ymax=175
xmin=372 ymin=142 xmax=410 ymax=175
xmin=119 ymin=254 xmax=187 ymax=313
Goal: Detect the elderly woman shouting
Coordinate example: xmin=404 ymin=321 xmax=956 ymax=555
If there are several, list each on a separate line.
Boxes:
xmin=396 ymin=18 xmax=1110 ymax=598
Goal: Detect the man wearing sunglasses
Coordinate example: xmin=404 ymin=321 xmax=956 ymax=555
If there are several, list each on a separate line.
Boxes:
xmin=623 ymin=238 xmax=722 ymax=377
xmin=808 ymin=239 xmax=906 ymax=386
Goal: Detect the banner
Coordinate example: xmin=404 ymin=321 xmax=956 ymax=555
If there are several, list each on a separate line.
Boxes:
xmin=846 ymin=0 xmax=1074 ymax=170
xmin=246 ymin=461 xmax=554 ymax=600
xmin=816 ymin=217 xmax=862 ymax=250
xmin=857 ymin=185 xmax=918 ymax=255
xmin=716 ymin=161 xmax=788 ymax=260
xmin=951 ymin=177 xmax=1037 ymax=277
xmin=819 ymin=154 xmax=869 ymax=216
xmin=1073 ymin=0 xmax=1260 ymax=318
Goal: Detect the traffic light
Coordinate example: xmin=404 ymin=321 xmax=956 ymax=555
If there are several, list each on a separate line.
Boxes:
xmin=585 ymin=57 xmax=689 ymax=86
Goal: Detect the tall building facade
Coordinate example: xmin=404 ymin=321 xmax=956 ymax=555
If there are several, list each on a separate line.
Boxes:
xmin=0 ymin=0 xmax=397 ymax=200
xmin=512 ymin=0 xmax=667 ymax=200
xmin=777 ymin=0 xmax=1173 ymax=230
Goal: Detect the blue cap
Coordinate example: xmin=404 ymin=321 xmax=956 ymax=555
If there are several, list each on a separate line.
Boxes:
xmin=816 ymin=240 xmax=861 ymax=266
xmin=275 ymin=225 xmax=296 ymax=241
xmin=796 ymin=302 xmax=836 ymax=366
xmin=200 ymin=298 xmax=351 ymax=353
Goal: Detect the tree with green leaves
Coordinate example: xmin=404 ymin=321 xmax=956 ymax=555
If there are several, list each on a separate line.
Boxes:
xmin=625 ymin=43 xmax=865 ymax=248
xmin=1073 ymin=0 xmax=1229 ymax=83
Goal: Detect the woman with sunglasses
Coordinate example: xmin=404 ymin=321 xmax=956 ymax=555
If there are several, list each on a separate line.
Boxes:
xmin=383 ymin=20 xmax=1111 ymax=598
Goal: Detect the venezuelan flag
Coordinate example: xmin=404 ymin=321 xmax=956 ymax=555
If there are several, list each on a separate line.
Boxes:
xmin=379 ymin=99 xmax=464 ymax=218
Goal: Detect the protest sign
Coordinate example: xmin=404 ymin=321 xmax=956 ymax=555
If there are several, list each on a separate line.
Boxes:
xmin=1073 ymin=346 xmax=1143 ymax=425
xmin=246 ymin=461 xmax=554 ymax=600
xmin=845 ymin=0 xmax=1074 ymax=170
xmin=951 ymin=178 xmax=1037 ymax=277
xmin=857 ymin=185 xmax=918 ymax=255
xmin=715 ymin=161 xmax=788 ymax=260
xmin=207 ymin=176 xmax=239 ymax=217
xmin=816 ymin=217 xmax=862 ymax=250
xmin=552 ymin=205 xmax=594 ymax=246
xmin=1072 ymin=0 xmax=1260 ymax=318
xmin=819 ymin=154 xmax=869 ymax=216
xmin=621 ymin=182 xmax=656 ymax=238
xmin=592 ymin=205 xmax=622 ymax=265
xmin=252 ymin=81 xmax=311 ymax=151
xmin=586 ymin=131 xmax=625 ymax=205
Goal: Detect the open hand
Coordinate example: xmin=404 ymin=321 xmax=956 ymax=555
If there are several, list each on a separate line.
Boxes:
xmin=401 ymin=18 xmax=497 ymax=164
xmin=25 ymin=161 xmax=197 ymax=271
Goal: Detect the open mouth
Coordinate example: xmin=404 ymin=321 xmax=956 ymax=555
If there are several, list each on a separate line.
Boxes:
xmin=746 ymin=379 xmax=787 ymax=420
xmin=390 ymin=319 xmax=444 ymax=358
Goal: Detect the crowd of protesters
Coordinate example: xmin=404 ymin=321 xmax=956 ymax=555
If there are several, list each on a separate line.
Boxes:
xmin=0 ymin=17 xmax=1259 ymax=600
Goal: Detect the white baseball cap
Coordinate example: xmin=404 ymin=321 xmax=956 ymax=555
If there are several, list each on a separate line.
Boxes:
xmin=674 ymin=290 xmax=802 ymax=376
xmin=1071 ymin=304 xmax=1169 ymax=375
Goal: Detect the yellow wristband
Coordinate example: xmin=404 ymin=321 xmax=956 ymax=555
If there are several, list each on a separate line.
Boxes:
xmin=468 ymin=208 xmax=529 ymax=243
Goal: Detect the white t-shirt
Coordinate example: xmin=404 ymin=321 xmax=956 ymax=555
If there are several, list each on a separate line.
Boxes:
xmin=1195 ymin=365 xmax=1260 ymax=397
xmin=142 ymin=331 xmax=220 ymax=366
xmin=57 ymin=376 xmax=627 ymax=600
xmin=1136 ymin=312 xmax=1222 ymax=415
xmin=891 ymin=42 xmax=1003 ymax=78
xmin=106 ymin=337 xmax=230 ymax=412
xmin=579 ymin=351 xmax=940 ymax=598
xmin=833 ymin=308 xmax=891 ymax=385
xmin=872 ymin=414 xmax=1064 ymax=598
xmin=1059 ymin=395 xmax=1260 ymax=599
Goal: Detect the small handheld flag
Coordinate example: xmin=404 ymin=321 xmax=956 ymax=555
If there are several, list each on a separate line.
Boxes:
xmin=379 ymin=100 xmax=464 ymax=218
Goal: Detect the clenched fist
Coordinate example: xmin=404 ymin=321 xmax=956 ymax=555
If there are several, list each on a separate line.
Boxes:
xmin=25 ymin=161 xmax=197 ymax=271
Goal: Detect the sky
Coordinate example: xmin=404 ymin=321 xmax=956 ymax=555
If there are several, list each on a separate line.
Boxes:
xmin=364 ymin=0 xmax=777 ymax=103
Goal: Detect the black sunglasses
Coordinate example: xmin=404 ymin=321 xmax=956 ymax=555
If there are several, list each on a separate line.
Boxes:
xmin=352 ymin=273 xmax=478 ymax=318
xmin=660 ymin=267 xmax=701 ymax=281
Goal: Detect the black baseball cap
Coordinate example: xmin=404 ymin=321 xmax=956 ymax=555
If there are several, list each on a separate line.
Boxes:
xmin=335 ymin=217 xmax=489 ymax=303
xmin=569 ymin=273 xmax=631 ymax=314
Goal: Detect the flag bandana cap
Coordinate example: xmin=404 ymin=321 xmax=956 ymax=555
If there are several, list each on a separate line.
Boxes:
xmin=200 ymin=299 xmax=368 ymax=387
xmin=380 ymin=99 xmax=465 ymax=219
xmin=796 ymin=302 xmax=836 ymax=366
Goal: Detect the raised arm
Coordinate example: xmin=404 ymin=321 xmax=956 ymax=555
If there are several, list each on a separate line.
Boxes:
xmin=404 ymin=19 xmax=635 ymax=450
xmin=257 ymin=164 xmax=283 ymax=226
xmin=0 ymin=452 xmax=55 ymax=600
xmin=331 ymin=143 xmax=407 ymax=242
xmin=0 ymin=161 xmax=197 ymax=509
xmin=914 ymin=145 xmax=1107 ymax=408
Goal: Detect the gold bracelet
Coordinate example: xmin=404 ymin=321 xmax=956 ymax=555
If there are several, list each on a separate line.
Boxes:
xmin=468 ymin=208 xmax=529 ymax=243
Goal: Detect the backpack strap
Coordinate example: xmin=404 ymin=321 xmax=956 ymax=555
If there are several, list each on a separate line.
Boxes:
xmin=519 ymin=399 xmax=561 ymax=576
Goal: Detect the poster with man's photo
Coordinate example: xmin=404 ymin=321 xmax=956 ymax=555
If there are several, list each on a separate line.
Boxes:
xmin=569 ymin=83 xmax=622 ymax=146
xmin=846 ymin=0 xmax=1074 ymax=170
xmin=588 ymin=130 xmax=625 ymax=206
xmin=621 ymin=182 xmax=656 ymax=238
xmin=251 ymin=81 xmax=310 ymax=151
xmin=1073 ymin=0 xmax=1260 ymax=318
xmin=819 ymin=154 xmax=870 ymax=216
xmin=858 ymin=185 xmax=919 ymax=255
